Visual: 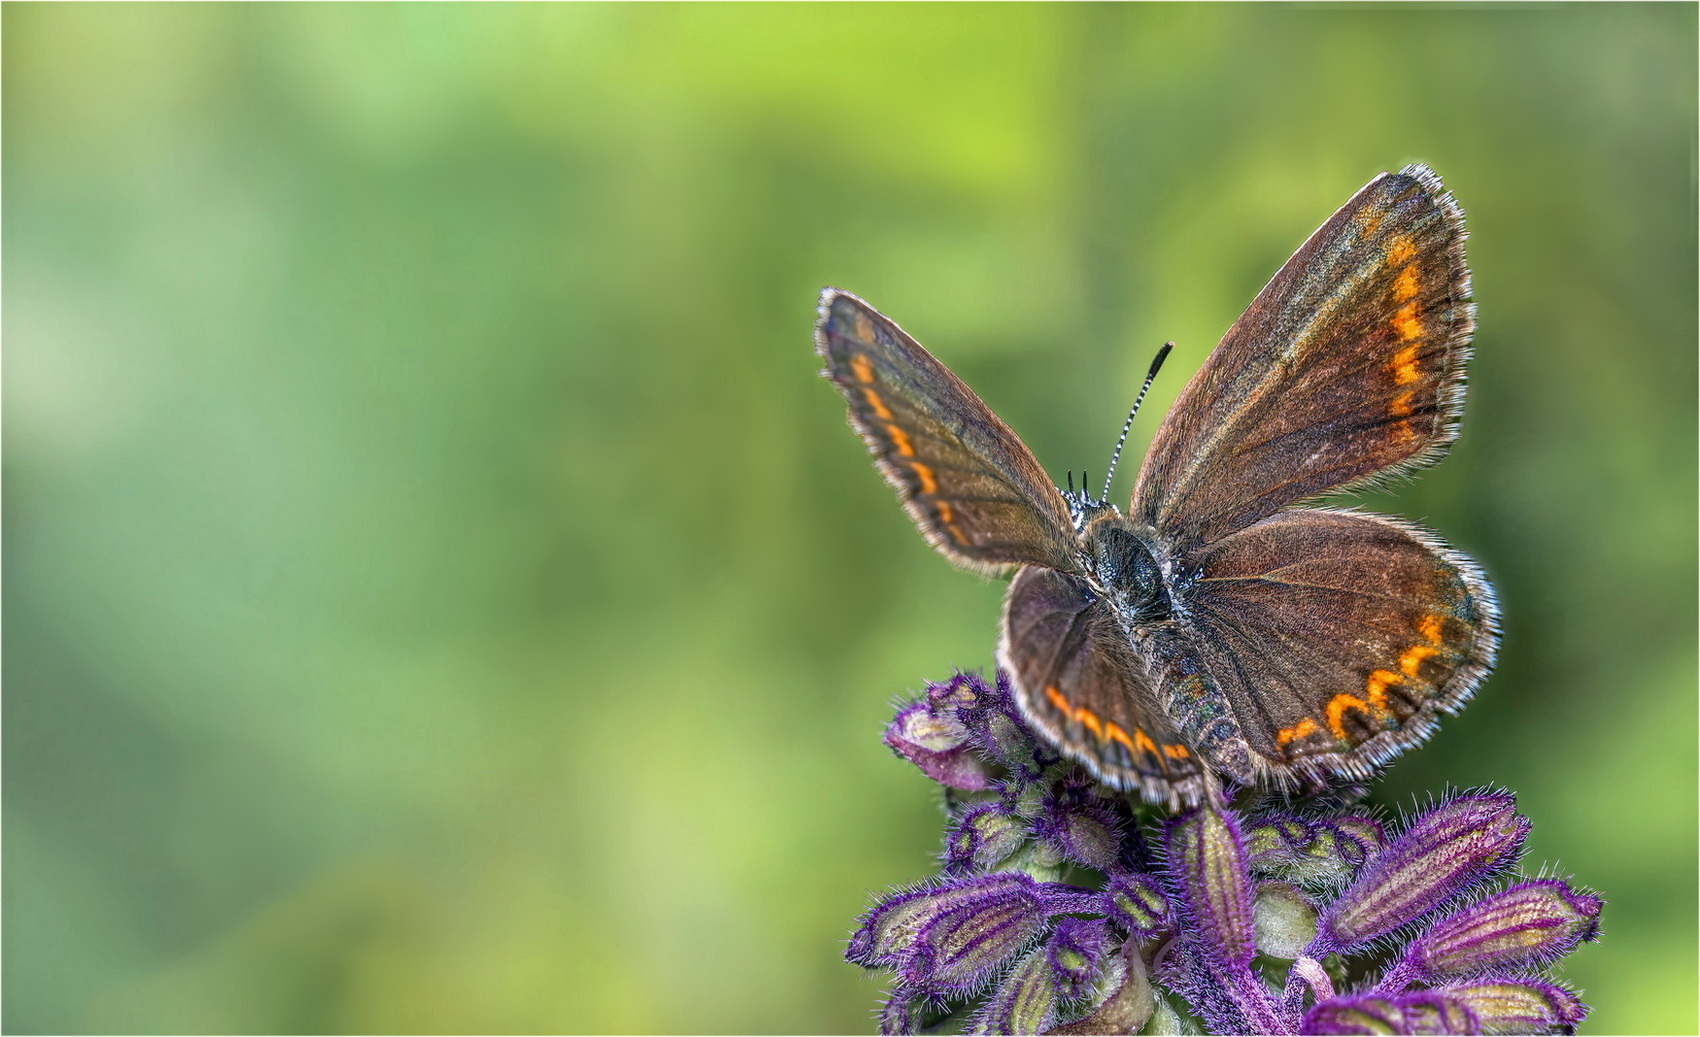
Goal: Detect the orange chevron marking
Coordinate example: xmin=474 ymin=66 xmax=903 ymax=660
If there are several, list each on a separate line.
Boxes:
xmin=1393 ymin=264 xmax=1421 ymax=303
xmin=1105 ymin=722 xmax=1134 ymax=749
xmin=1399 ymin=644 xmax=1436 ymax=679
xmin=1364 ymin=669 xmax=1401 ymax=713
xmin=885 ymin=423 xmax=915 ymax=457
xmin=1393 ymin=302 xmax=1423 ymax=343
xmin=1388 ymin=235 xmax=1417 ymax=265
xmin=1276 ymin=717 xmax=1318 ymax=747
xmin=1163 ymin=743 xmax=1190 ymax=760
xmin=935 ymin=499 xmax=956 ymax=525
xmin=862 ymin=387 xmax=894 ymax=420
xmin=1133 ymin=727 xmax=1158 ymax=758
xmin=1045 ymin=685 xmax=1070 ymax=713
xmin=1325 ymin=693 xmax=1374 ymax=741
xmin=1079 ymin=710 xmax=1104 ymax=739
xmin=850 ymin=354 xmax=876 ymax=383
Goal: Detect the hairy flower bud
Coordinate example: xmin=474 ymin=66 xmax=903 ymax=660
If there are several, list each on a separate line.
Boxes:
xmin=944 ymin=802 xmax=1029 ymax=875
xmin=1165 ymin=805 xmax=1256 ymax=967
xmin=1102 ymin=872 xmax=1171 ymax=939
xmin=1319 ymin=793 xmax=1528 ymax=951
xmin=883 ymin=681 xmax=1000 ymax=790
xmin=1036 ymin=780 xmax=1121 ymax=873
xmin=1302 ymin=990 xmax=1478 ymax=1035
xmin=1247 ymin=813 xmax=1384 ymax=885
xmin=1434 ymin=978 xmax=1586 ymax=1035
xmin=1397 ymin=880 xmax=1603 ymax=982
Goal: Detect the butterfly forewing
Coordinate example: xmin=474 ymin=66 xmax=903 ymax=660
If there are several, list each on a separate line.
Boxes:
xmin=1172 ymin=508 xmax=1497 ymax=785
xmin=999 ymin=566 xmax=1203 ymax=803
xmin=1133 ymin=165 xmax=1473 ymax=552
xmin=816 ymin=289 xmax=1079 ymax=575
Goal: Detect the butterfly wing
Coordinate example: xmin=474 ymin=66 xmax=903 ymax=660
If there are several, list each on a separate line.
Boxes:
xmin=816 ymin=289 xmax=1079 ymax=575
xmin=998 ymin=565 xmax=1204 ymax=804
xmin=1132 ymin=165 xmax=1473 ymax=552
xmin=1161 ymin=508 xmax=1498 ymax=785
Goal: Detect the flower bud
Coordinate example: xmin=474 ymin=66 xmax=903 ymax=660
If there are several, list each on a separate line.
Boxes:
xmin=1036 ymin=781 xmax=1121 ymax=873
xmin=1165 ymin=805 xmax=1256 ymax=967
xmin=902 ymin=878 xmax=1049 ymax=994
xmin=1434 ymin=978 xmax=1586 ymax=1034
xmin=1046 ymin=916 xmax=1110 ymax=1001
xmin=1319 ymin=793 xmax=1528 ymax=951
xmin=1301 ymin=991 xmax=1478 ymax=1035
xmin=884 ymin=685 xmax=999 ymax=791
xmin=971 ymin=942 xmax=1059 ymax=1035
xmin=1252 ymin=881 xmax=1317 ymax=960
xmin=877 ymin=992 xmax=922 ymax=1036
xmin=1246 ymin=813 xmax=1383 ymax=885
xmin=1398 ymin=880 xmax=1603 ymax=982
xmin=847 ymin=873 xmax=1038 ymax=972
xmin=943 ymin=802 xmax=1028 ymax=874
xmin=1102 ymin=872 xmax=1171 ymax=939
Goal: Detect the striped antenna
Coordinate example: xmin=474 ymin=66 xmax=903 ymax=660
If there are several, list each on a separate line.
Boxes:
xmin=1101 ymin=342 xmax=1174 ymax=502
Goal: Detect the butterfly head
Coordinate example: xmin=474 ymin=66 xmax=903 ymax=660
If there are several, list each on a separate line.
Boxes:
xmin=1062 ymin=470 xmax=1119 ymax=531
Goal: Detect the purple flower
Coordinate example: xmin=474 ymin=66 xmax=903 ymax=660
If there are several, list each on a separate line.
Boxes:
xmin=848 ymin=673 xmax=1600 ymax=1035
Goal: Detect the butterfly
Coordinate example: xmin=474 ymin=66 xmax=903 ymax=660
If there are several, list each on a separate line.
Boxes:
xmin=815 ymin=164 xmax=1498 ymax=806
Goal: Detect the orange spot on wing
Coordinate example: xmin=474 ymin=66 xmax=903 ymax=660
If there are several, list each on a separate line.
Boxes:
xmin=935 ymin=499 xmax=956 ymax=524
xmin=1045 ymin=685 xmax=1069 ymax=713
xmin=1399 ymin=644 xmax=1436 ymax=679
xmin=885 ymin=423 xmax=915 ymax=457
xmin=852 ymin=312 xmax=876 ymax=344
xmin=1325 ymin=693 xmax=1373 ymax=741
xmin=1393 ymin=264 xmax=1421 ymax=303
xmin=850 ymin=354 xmax=876 ymax=383
xmin=909 ymin=461 xmax=938 ymax=494
xmin=861 ymin=387 xmax=894 ymax=420
xmin=1078 ymin=709 xmax=1104 ymax=739
xmin=1364 ymin=670 xmax=1401 ymax=714
xmin=1105 ymin=722 xmax=1133 ymax=749
xmin=1163 ymin=743 xmax=1190 ymax=759
xmin=1133 ymin=727 xmax=1158 ymax=758
xmin=1418 ymin=614 xmax=1444 ymax=644
xmin=1390 ymin=343 xmax=1423 ymax=385
xmin=1387 ymin=235 xmax=1417 ymax=265
xmin=1276 ymin=718 xmax=1318 ymax=748
xmin=1392 ymin=302 xmax=1423 ymax=342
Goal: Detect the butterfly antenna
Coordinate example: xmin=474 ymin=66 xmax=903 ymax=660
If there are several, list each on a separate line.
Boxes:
xmin=1067 ymin=470 xmax=1074 ymax=494
xmin=1101 ymin=342 xmax=1174 ymax=502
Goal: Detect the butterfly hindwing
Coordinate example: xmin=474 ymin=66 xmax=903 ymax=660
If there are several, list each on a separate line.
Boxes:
xmin=816 ymin=289 xmax=1079 ymax=575
xmin=1166 ymin=508 xmax=1498 ymax=786
xmin=1133 ymin=164 xmax=1473 ymax=552
xmin=999 ymin=565 xmax=1203 ymax=803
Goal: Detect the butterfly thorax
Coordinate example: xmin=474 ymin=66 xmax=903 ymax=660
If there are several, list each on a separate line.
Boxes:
xmin=1074 ymin=505 xmax=1173 ymax=627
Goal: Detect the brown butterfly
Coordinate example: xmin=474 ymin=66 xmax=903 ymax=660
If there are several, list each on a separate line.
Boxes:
xmin=815 ymin=165 xmax=1498 ymax=806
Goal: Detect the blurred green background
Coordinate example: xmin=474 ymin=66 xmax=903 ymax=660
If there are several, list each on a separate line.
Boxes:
xmin=5 ymin=4 xmax=1694 ymax=1034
